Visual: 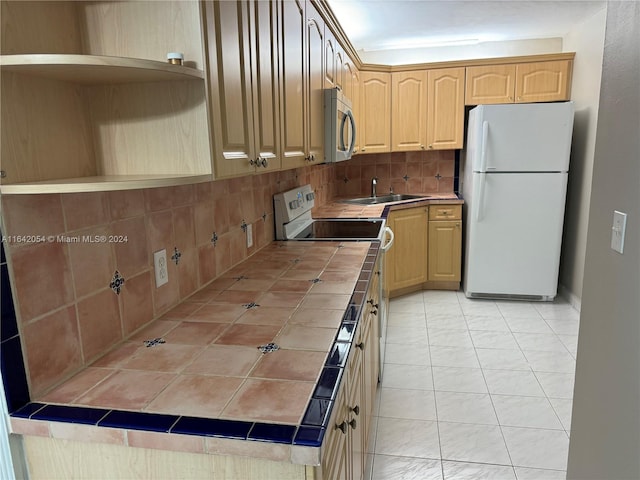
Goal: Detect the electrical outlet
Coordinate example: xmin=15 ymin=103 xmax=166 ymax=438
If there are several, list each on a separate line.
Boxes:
xmin=154 ymin=249 xmax=169 ymax=287
xmin=611 ymin=210 xmax=628 ymax=254
xmin=246 ymin=223 xmax=253 ymax=248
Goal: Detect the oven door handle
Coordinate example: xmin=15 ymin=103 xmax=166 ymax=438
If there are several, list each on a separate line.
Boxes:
xmin=381 ymin=227 xmax=394 ymax=252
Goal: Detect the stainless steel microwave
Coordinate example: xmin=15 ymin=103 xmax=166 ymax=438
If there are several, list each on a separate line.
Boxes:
xmin=324 ymin=88 xmax=356 ymax=162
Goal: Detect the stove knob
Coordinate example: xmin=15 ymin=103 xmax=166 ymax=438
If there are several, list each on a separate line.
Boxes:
xmin=289 ymin=200 xmax=299 ymax=209
xmin=306 ymin=192 xmax=315 ymax=201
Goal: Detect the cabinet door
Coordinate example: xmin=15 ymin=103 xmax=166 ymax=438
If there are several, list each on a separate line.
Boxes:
xmin=391 ymin=70 xmax=428 ymax=152
xmin=279 ymin=0 xmax=307 ymax=168
xmin=348 ymin=346 xmax=365 ymax=480
xmin=306 ymin=4 xmax=325 ymax=164
xmin=321 ymin=378 xmax=349 ymax=480
xmin=465 ymin=64 xmax=516 ymax=105
xmin=515 ymin=60 xmax=572 ymax=103
xmin=248 ymin=0 xmax=281 ymax=172
xmin=324 ymin=31 xmax=336 ymax=88
xmin=206 ymin=0 xmax=255 ymax=178
xmin=335 ymin=48 xmax=345 ymax=91
xmin=359 ymin=71 xmax=391 ymax=154
xmin=426 ymin=67 xmax=465 ymax=150
xmin=428 ymin=220 xmax=462 ymax=282
xmin=385 ymin=207 xmax=428 ymax=293
xmin=351 ymin=68 xmax=361 ymax=154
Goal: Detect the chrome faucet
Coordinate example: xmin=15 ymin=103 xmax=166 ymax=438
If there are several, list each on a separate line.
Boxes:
xmin=371 ymin=177 xmax=378 ymax=198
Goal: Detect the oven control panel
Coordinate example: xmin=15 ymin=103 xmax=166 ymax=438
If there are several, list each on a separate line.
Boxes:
xmin=273 ymin=185 xmax=316 ymax=240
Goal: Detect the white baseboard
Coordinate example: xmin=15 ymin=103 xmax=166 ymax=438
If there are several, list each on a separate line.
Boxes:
xmin=558 ymin=283 xmax=582 ymax=313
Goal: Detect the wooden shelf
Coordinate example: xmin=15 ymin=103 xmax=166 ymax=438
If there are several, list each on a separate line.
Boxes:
xmin=0 ymin=54 xmax=205 ymax=84
xmin=0 ymin=174 xmax=214 ymax=194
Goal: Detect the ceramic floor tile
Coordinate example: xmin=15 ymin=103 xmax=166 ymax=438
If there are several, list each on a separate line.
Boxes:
xmin=429 ymin=346 xmax=480 ymax=368
xmin=548 ymin=397 xmax=573 ymax=431
xmin=442 ymin=460 xmax=517 ymax=479
xmin=249 ymin=349 xmax=326 ymax=382
xmin=75 ymin=370 xmax=176 ymax=410
xmin=514 ymin=466 xmax=566 ymax=479
xmin=533 ymin=303 xmax=580 ymax=321
xmin=378 ymin=388 xmax=437 ymax=421
xmin=512 ymin=333 xmax=569 ymax=353
xmin=162 ymin=321 xmax=228 ymax=345
xmin=120 ymin=344 xmax=204 ymax=373
xmin=495 ymin=302 xmax=542 ymax=319
xmin=426 ymin=315 xmax=468 ymax=330
xmin=438 ymin=422 xmax=511 ymax=465
xmin=214 ymin=324 xmax=282 ymax=347
xmin=422 ymin=290 xmax=460 ymax=304
xmin=372 ymin=455 xmax=443 ymax=480
xmin=475 ymin=348 xmax=530 ymax=371
xmin=556 ymin=334 xmax=579 ymax=357
xmin=145 ymin=375 xmax=243 ymax=418
xmin=460 ymin=302 xmax=501 ymax=317
xmin=390 ymin=301 xmax=426 ymax=315
xmin=435 ymin=391 xmax=498 ymax=425
xmin=234 ymin=307 xmax=295 ymax=326
xmin=501 ymin=426 xmax=569 ymax=470
xmin=432 ymin=366 xmax=488 ymax=394
xmin=381 ymin=364 xmax=433 ymax=390
xmin=425 ymin=303 xmax=464 ymax=318
xmin=470 ymin=331 xmax=519 ymax=350
xmin=543 ymin=318 xmax=580 ymax=336
xmin=533 ymin=372 xmax=575 ymax=399
xmin=482 ymin=370 xmax=545 ymax=397
xmin=221 ymin=379 xmax=314 ymax=424
xmin=374 ymin=417 xmax=440 ymax=459
xmin=387 ymin=312 xmax=427 ymax=328
xmin=464 ymin=315 xmax=511 ymax=332
xmin=491 ymin=395 xmax=563 ymax=430
xmin=503 ymin=317 xmax=555 ymax=334
xmin=184 ymin=345 xmax=261 ymax=377
xmin=384 ymin=343 xmax=431 ymax=366
xmin=386 ymin=326 xmax=428 ymax=345
xmin=522 ymin=350 xmax=576 ymax=374
xmin=274 ymin=324 xmax=336 ymax=352
xmin=427 ymin=328 xmax=474 ymax=348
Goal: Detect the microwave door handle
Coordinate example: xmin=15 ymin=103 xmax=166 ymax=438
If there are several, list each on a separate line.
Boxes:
xmin=344 ymin=110 xmax=356 ymax=156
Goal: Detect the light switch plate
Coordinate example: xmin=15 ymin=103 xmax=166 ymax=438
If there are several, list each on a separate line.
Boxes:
xmin=611 ymin=210 xmax=627 ymax=254
xmin=246 ymin=223 xmax=253 ymax=248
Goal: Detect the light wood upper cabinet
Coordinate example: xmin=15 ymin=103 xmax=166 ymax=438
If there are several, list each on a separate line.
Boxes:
xmin=515 ymin=60 xmax=572 ymax=103
xmin=466 ymin=60 xmax=572 ymax=105
xmin=351 ymin=67 xmax=361 ymax=154
xmin=335 ymin=47 xmax=345 ymax=91
xmin=359 ymin=71 xmax=392 ymax=154
xmin=324 ymin=29 xmax=337 ymax=88
xmin=465 ymin=64 xmax=516 ymax=105
xmin=207 ymin=0 xmax=281 ymax=178
xmin=427 ymin=67 xmax=465 ymax=150
xmin=306 ymin=4 xmax=325 ymax=165
xmin=0 ymin=0 xmax=212 ymax=194
xmin=391 ymin=70 xmax=428 ymax=151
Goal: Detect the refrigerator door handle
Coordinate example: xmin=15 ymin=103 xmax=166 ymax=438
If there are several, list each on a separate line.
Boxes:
xmin=476 ymin=173 xmax=486 ymax=222
xmin=480 ymin=121 xmax=489 ymax=172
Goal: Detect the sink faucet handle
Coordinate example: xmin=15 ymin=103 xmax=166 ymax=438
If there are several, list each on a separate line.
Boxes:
xmin=371 ymin=177 xmax=378 ymax=198
xmin=389 ymin=185 xmax=394 ymax=194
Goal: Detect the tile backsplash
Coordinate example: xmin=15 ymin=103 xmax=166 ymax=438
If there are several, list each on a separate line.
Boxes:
xmin=0 ymin=153 xmax=456 ymax=402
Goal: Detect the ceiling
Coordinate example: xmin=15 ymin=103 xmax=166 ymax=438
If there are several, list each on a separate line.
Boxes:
xmin=326 ymin=0 xmax=606 ymax=53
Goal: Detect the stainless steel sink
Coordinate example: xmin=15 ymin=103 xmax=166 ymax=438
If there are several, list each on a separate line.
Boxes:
xmin=340 ymin=194 xmax=428 ymax=205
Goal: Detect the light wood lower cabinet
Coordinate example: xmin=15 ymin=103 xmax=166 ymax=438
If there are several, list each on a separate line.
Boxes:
xmin=384 ymin=206 xmax=429 ymax=296
xmin=428 ymin=204 xmax=462 ymax=283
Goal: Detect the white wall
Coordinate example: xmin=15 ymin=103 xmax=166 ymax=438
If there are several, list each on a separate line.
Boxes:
xmin=567 ymin=1 xmax=640 ymax=478
xmin=559 ymin=7 xmax=607 ymax=307
xmin=358 ymin=38 xmax=562 ymax=65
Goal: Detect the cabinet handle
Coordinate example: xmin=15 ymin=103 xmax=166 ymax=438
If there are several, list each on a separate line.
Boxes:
xmin=348 ymin=419 xmax=357 ymax=430
xmin=350 ymin=405 xmax=360 ymax=415
xmin=249 ymin=158 xmax=257 ymax=167
xmin=361 ymin=147 xmax=366 ymax=152
xmin=428 ymin=145 xmax=434 ymax=149
xmin=371 ymin=310 xmax=378 ymax=316
xmin=420 ymin=144 xmax=424 ymax=149
xmin=356 ymin=342 xmax=364 ymax=350
xmin=335 ymin=421 xmax=347 ymax=434
xmin=456 ymin=223 xmax=461 ymax=228
xmin=367 ymin=299 xmax=379 ymax=308
xmin=259 ymin=157 xmax=268 ymax=168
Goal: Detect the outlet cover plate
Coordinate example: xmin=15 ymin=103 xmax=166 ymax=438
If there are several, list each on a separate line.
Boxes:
xmin=154 ymin=249 xmax=169 ymax=287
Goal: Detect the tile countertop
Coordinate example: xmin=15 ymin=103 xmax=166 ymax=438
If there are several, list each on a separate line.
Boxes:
xmin=313 ymin=192 xmax=463 ymax=219
xmin=10 ymin=240 xmax=380 ymax=466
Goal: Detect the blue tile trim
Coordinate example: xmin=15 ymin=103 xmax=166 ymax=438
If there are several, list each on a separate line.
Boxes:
xmin=11 ymin=402 xmax=46 ymax=418
xmin=32 ymin=404 xmax=110 ymax=425
xmin=0 ymin=336 xmax=30 ymax=412
xmin=171 ymin=416 xmax=252 ymax=439
xmin=313 ymin=367 xmax=343 ymax=400
xmin=1 ymin=265 xmax=18 ymax=342
xmin=248 ymin=423 xmax=296 ymax=444
xmin=99 ymin=410 xmax=178 ymax=433
xmin=326 ymin=342 xmax=349 ymax=367
xmin=336 ymin=322 xmax=356 ymax=343
xmin=293 ymin=426 xmax=325 ymax=447
xmin=301 ymin=398 xmax=333 ymax=427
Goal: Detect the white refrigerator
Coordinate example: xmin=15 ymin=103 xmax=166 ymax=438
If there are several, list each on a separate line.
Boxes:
xmin=461 ymin=102 xmax=574 ymax=300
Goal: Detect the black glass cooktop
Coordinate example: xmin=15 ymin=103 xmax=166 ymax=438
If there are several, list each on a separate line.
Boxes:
xmin=293 ymin=219 xmax=384 ymax=240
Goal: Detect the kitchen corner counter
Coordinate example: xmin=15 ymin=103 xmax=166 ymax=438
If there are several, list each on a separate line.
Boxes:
xmin=312 ymin=192 xmax=463 ymax=219
xmin=10 ymin=240 xmax=380 ymax=470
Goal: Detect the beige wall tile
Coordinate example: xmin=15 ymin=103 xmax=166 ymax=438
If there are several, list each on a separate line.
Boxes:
xmin=77 ymin=289 xmax=122 ymax=362
xmin=62 ymin=192 xmax=110 ymax=231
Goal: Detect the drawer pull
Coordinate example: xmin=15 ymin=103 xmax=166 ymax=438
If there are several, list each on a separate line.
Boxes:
xmin=335 ymin=421 xmax=347 ymax=434
xmin=371 ymin=310 xmax=378 ymax=316
xmin=367 ymin=299 xmax=379 ymax=308
xmin=348 ymin=419 xmax=357 ymax=430
xmin=356 ymin=342 xmax=364 ymax=350
xmin=350 ymin=405 xmax=360 ymax=416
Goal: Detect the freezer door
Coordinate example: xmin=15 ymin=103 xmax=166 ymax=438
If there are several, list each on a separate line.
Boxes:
xmin=470 ymin=102 xmax=574 ymax=173
xmin=464 ymin=172 xmax=568 ymax=298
